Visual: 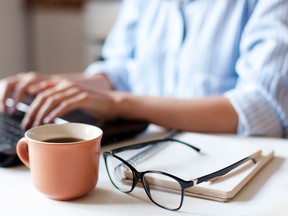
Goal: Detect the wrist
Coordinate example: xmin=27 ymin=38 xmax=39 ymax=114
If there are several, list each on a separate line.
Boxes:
xmin=110 ymin=92 xmax=137 ymax=119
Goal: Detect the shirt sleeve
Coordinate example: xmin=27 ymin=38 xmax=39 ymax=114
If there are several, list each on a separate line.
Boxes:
xmin=85 ymin=0 xmax=144 ymax=91
xmin=225 ymin=0 xmax=288 ymax=138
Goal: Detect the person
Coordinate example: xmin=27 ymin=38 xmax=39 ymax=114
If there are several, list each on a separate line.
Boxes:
xmin=0 ymin=0 xmax=287 ymax=137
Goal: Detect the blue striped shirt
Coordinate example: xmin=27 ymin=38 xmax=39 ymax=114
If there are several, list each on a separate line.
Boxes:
xmin=86 ymin=0 xmax=288 ymax=138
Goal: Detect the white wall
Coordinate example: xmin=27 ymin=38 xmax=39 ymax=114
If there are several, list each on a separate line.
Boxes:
xmin=0 ymin=0 xmax=27 ymax=79
xmin=32 ymin=9 xmax=86 ymax=74
xmin=0 ymin=0 xmax=121 ymax=78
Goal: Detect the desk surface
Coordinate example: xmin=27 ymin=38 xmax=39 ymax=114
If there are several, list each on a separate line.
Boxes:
xmin=1 ymin=126 xmax=288 ymax=216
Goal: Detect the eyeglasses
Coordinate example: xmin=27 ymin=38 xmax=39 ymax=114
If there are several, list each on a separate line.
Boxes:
xmin=103 ymin=138 xmax=257 ymax=211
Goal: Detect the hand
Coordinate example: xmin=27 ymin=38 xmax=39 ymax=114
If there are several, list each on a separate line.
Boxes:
xmin=22 ymin=79 xmax=117 ymax=129
xmin=0 ymin=72 xmax=51 ymax=113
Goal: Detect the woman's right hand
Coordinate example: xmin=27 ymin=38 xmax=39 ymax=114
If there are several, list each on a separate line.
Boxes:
xmin=0 ymin=71 xmax=49 ymax=113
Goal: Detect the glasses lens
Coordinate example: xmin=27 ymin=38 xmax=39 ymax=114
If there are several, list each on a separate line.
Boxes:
xmin=142 ymin=172 xmax=183 ymax=210
xmin=105 ymin=154 xmax=134 ymax=192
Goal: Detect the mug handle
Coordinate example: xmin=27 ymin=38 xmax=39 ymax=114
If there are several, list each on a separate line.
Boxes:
xmin=16 ymin=137 xmax=30 ymax=168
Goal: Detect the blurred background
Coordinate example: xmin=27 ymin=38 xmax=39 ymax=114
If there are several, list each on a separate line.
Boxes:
xmin=0 ymin=0 xmax=121 ymax=79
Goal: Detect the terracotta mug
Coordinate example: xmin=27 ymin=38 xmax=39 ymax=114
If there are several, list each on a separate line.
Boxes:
xmin=16 ymin=123 xmax=103 ymax=201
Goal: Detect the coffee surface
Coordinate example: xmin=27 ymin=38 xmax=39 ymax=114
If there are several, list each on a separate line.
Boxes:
xmin=43 ymin=137 xmax=84 ymax=143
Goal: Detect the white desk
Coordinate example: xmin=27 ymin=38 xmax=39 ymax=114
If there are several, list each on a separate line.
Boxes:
xmin=1 ymin=126 xmax=288 ymax=216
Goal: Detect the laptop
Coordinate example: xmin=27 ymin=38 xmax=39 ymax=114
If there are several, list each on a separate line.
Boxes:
xmin=0 ymin=99 xmax=149 ymax=167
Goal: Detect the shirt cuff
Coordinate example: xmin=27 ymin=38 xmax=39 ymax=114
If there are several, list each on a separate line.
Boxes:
xmin=85 ymin=61 xmax=130 ymax=91
xmin=225 ymin=88 xmax=283 ymax=137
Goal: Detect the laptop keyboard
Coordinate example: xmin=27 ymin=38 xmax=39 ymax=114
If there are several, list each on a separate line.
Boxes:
xmin=0 ymin=111 xmax=25 ymax=153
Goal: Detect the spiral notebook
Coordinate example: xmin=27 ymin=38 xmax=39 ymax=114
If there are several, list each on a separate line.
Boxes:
xmin=129 ymin=132 xmax=274 ymax=202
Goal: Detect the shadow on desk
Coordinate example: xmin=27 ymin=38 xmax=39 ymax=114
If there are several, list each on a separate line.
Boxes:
xmin=233 ymin=156 xmax=285 ymax=202
xmin=70 ymin=187 xmax=148 ymax=206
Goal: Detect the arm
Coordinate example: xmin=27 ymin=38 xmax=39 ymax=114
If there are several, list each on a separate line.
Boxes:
xmin=113 ymin=93 xmax=238 ymax=133
xmin=20 ymin=77 xmax=238 ymax=133
xmin=225 ymin=0 xmax=288 ymax=137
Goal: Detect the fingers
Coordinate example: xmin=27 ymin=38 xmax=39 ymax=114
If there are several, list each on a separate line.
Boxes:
xmin=27 ymin=80 xmax=57 ymax=95
xmin=0 ymin=76 xmax=18 ymax=113
xmin=43 ymin=92 xmax=89 ymax=124
xmin=0 ymin=72 xmax=43 ymax=113
xmin=12 ymin=78 xmax=35 ymax=112
xmin=12 ymin=72 xmax=44 ymax=106
xmin=21 ymin=81 xmax=84 ymax=128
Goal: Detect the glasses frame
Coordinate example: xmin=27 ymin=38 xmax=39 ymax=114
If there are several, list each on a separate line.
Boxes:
xmin=103 ymin=138 xmax=257 ymax=211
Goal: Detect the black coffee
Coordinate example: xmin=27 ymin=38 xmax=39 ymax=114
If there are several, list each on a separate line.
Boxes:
xmin=43 ymin=137 xmax=84 ymax=143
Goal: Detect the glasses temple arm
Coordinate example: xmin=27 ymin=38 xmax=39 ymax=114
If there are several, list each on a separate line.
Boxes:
xmin=112 ymin=138 xmax=200 ymax=154
xmin=162 ymin=129 xmax=201 ymax=152
xmin=168 ymin=138 xmax=201 ymax=152
xmin=193 ymin=154 xmax=258 ymax=185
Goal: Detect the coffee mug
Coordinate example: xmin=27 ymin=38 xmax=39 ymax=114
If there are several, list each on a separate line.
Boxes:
xmin=16 ymin=123 xmax=103 ymax=201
